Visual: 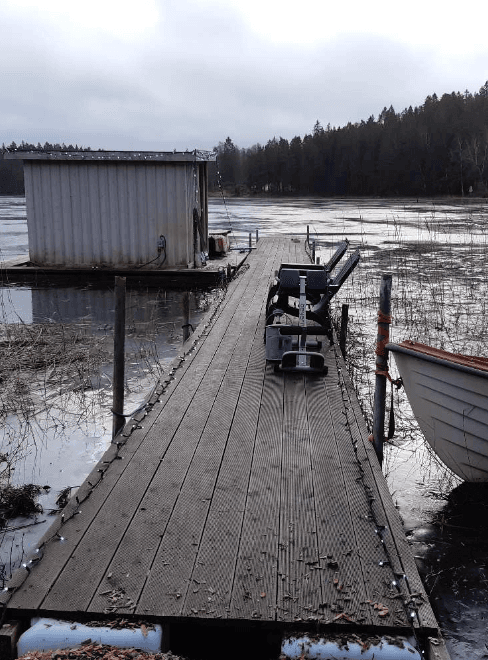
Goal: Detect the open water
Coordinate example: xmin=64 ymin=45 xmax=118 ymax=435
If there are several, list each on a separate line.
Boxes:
xmin=2 ymin=195 xmax=488 ymax=658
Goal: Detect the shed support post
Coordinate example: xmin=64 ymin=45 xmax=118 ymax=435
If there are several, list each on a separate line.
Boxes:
xmin=112 ymin=276 xmax=126 ymax=439
xmin=194 ymin=221 xmax=202 ymax=268
xmin=199 ymin=163 xmax=209 ymax=252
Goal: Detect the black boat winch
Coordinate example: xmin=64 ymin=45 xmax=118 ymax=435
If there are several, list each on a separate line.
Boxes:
xmin=265 ymin=240 xmax=360 ymax=374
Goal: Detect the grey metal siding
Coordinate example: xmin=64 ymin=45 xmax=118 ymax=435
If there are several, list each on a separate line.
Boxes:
xmin=24 ymin=160 xmax=202 ymax=268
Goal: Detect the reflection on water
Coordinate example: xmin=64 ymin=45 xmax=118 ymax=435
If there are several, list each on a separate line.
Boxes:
xmin=0 ymin=196 xmax=28 ymax=261
xmin=2 ymin=195 xmax=488 ymax=657
xmin=411 ymin=483 xmax=488 ymax=659
xmin=0 ymin=286 xmax=32 ymax=323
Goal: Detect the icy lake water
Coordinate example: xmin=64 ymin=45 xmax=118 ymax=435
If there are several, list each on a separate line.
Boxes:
xmin=2 ymin=194 xmax=488 ymax=658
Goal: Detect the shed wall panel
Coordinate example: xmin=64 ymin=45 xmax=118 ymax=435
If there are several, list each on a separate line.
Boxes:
xmin=60 ymin=165 xmax=74 ymax=263
xmin=23 ymin=163 xmax=37 ymax=261
xmin=24 ymin=160 xmax=203 ymax=269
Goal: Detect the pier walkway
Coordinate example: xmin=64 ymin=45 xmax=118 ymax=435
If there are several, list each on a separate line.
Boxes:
xmin=2 ymin=237 xmax=439 ymax=647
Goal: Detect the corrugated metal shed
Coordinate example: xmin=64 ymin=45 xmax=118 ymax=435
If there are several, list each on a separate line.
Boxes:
xmin=7 ymin=150 xmax=214 ymax=270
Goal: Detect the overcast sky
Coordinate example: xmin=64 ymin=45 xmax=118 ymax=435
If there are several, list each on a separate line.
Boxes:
xmin=2 ymin=0 xmax=488 ymax=152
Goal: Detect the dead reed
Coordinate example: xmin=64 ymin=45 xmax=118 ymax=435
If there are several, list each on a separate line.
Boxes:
xmin=0 ymin=285 xmax=215 ymax=580
xmin=0 ymin=322 xmax=110 ymax=419
xmin=0 ymin=287 xmax=214 ymax=490
xmin=330 ymin=206 xmax=488 ymax=486
xmin=0 ymin=319 xmax=116 ymax=489
xmin=0 ymin=483 xmax=43 ymax=521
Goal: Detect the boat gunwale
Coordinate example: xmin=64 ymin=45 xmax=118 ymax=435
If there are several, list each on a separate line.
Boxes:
xmin=386 ymin=341 xmax=488 ymax=379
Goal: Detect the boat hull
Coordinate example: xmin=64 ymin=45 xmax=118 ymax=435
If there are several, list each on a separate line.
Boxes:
xmin=387 ymin=342 xmax=488 ymax=482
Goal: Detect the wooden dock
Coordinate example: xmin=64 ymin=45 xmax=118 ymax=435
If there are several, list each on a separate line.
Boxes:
xmin=0 ymin=255 xmax=235 ymax=288
xmin=1 ymin=237 xmax=443 ymax=657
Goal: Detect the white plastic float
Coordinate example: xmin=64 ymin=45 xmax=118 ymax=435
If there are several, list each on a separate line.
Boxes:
xmin=17 ymin=617 xmax=162 ymax=656
xmin=281 ymin=635 xmax=421 ymax=660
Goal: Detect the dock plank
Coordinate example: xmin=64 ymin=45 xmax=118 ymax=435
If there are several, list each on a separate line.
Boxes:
xmin=228 ymin=364 xmax=284 ymax=621
xmin=304 ymin=360 xmax=374 ymax=626
xmin=182 ymin=322 xmax=267 ymax=619
xmin=277 ymin=373 xmax=322 ymax=622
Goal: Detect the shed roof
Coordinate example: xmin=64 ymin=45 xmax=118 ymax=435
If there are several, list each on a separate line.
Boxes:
xmin=5 ymin=149 xmax=216 ymax=162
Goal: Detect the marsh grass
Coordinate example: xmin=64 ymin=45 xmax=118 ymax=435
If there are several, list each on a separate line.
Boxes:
xmin=0 ymin=284 xmax=217 ymax=581
xmin=0 ymin=322 xmax=110 ymax=416
xmin=330 ymin=207 xmax=488 ymax=491
xmin=0 ymin=322 xmax=112 ymax=487
xmin=0 ymin=484 xmax=43 ymax=521
xmin=0 ymin=287 xmax=216 ymax=485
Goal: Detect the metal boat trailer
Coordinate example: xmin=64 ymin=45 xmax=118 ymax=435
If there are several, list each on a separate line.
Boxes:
xmin=265 ymin=240 xmax=360 ymax=374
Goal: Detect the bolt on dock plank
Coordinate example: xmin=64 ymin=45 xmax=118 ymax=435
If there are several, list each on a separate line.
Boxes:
xmin=2 ymin=237 xmax=442 ymax=651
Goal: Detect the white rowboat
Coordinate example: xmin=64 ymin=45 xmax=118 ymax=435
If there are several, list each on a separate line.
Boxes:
xmin=386 ymin=340 xmax=488 ymax=482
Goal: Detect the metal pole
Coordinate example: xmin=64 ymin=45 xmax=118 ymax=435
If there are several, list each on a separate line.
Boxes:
xmin=372 ymin=274 xmax=392 ymax=465
xmin=112 ymin=276 xmax=126 ymax=439
xmin=339 ymin=303 xmax=349 ymax=359
xmin=312 ymin=240 xmax=316 ymax=263
xmin=307 ymin=225 xmax=310 ymax=246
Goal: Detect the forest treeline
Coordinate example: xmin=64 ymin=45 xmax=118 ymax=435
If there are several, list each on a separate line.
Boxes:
xmin=3 ymin=83 xmax=488 ymax=196
xmin=0 ymin=142 xmax=92 ymax=194
xmin=212 ymin=82 xmax=488 ymax=197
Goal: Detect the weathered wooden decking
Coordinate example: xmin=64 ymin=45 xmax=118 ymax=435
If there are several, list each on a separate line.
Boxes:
xmin=2 ymin=237 xmax=437 ymax=638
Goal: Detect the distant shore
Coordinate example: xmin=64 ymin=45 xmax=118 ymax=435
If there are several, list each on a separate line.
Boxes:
xmin=208 ymin=190 xmax=488 ymax=202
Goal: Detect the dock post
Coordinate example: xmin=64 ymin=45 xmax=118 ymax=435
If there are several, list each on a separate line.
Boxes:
xmin=372 ymin=274 xmax=392 ymax=465
xmin=339 ymin=303 xmax=349 ymax=359
xmin=312 ymin=240 xmax=316 ymax=263
xmin=256 ymin=229 xmax=259 ymax=243
xmin=112 ymin=276 xmax=126 ymax=439
xmin=307 ymin=225 xmax=310 ymax=246
xmin=249 ymin=232 xmax=252 ymax=250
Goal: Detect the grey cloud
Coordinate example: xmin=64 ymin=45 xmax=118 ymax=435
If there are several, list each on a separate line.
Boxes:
xmin=2 ymin=0 xmax=488 ymax=151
